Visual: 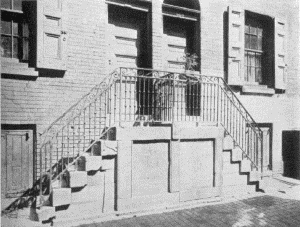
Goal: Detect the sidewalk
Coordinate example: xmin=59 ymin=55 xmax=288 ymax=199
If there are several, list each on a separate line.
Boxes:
xmin=2 ymin=177 xmax=300 ymax=227
xmin=74 ymin=176 xmax=300 ymax=227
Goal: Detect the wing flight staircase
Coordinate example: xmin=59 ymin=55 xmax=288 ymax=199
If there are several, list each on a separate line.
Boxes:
xmin=20 ymin=67 xmax=266 ymax=221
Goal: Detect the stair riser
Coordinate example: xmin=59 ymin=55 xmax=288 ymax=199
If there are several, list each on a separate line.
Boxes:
xmin=52 ymin=188 xmax=71 ymax=207
xmin=223 ymin=174 xmax=248 ymax=186
xmin=223 ymin=185 xmax=257 ymax=197
xmin=223 ymin=163 xmax=240 ymax=174
xmin=69 ymin=171 xmax=87 ymax=188
xmin=223 ymin=136 xmax=234 ymax=150
xmin=71 ymin=186 xmax=104 ymax=204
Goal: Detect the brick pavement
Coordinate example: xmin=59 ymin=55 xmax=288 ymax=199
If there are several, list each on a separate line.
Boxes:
xmin=77 ymin=194 xmax=300 ymax=227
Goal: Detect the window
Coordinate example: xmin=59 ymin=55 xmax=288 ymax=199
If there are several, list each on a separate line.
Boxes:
xmin=244 ymin=20 xmax=263 ymax=84
xmin=228 ymin=7 xmax=287 ymax=91
xmin=1 ymin=0 xmax=29 ymax=61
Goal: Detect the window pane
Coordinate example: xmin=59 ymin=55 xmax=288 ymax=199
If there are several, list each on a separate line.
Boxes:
xmin=258 ymin=35 xmax=262 ymax=50
xmin=249 ymin=52 xmax=255 ymax=66
xmin=1 ymin=0 xmax=11 ymax=9
xmin=256 ymin=68 xmax=262 ymax=83
xmin=22 ymin=38 xmax=28 ymax=60
xmin=255 ymin=54 xmax=262 ymax=67
xmin=244 ymin=52 xmax=248 ymax=66
xmin=258 ymin=28 xmax=263 ymax=37
xmin=250 ymin=26 xmax=256 ymax=35
xmin=250 ymin=35 xmax=257 ymax=50
xmin=23 ymin=23 xmax=29 ymax=37
xmin=1 ymin=36 xmax=12 ymax=57
xmin=1 ymin=20 xmax=12 ymax=35
xmin=13 ymin=21 xmax=19 ymax=36
xmin=250 ymin=66 xmax=255 ymax=82
xmin=13 ymin=0 xmax=22 ymax=11
xmin=13 ymin=37 xmax=19 ymax=58
xmin=247 ymin=65 xmax=251 ymax=82
xmin=245 ymin=34 xmax=250 ymax=49
xmin=245 ymin=25 xmax=249 ymax=33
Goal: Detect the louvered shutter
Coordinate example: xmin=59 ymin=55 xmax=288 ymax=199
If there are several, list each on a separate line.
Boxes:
xmin=274 ymin=18 xmax=287 ymax=90
xmin=37 ymin=0 xmax=67 ymax=70
xmin=227 ymin=7 xmax=244 ymax=85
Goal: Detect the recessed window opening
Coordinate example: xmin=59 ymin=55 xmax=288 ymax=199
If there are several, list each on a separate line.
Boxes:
xmin=244 ymin=11 xmax=273 ymax=86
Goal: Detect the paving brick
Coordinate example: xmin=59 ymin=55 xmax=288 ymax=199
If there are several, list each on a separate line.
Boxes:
xmin=87 ymin=195 xmax=300 ymax=227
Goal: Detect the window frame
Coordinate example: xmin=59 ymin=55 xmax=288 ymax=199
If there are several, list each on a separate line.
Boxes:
xmin=1 ymin=5 xmax=29 ymax=61
xmin=244 ymin=21 xmax=264 ymax=84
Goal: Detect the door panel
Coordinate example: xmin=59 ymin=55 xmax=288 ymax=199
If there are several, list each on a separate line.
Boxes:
xmin=164 ymin=19 xmax=187 ymax=72
xmin=1 ymin=130 xmax=33 ymax=197
xmin=108 ymin=7 xmax=143 ymax=70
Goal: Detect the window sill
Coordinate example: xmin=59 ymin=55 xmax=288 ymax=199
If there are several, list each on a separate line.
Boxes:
xmin=242 ymin=84 xmax=275 ymax=95
xmin=1 ymin=58 xmax=38 ymax=77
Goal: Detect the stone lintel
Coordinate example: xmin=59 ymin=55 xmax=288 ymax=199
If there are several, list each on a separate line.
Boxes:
xmin=172 ymin=123 xmax=223 ymax=140
xmin=116 ymin=126 xmax=171 ymax=141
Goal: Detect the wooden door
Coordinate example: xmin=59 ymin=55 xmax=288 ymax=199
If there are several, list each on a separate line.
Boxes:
xmin=107 ymin=7 xmax=145 ymax=71
xmin=164 ymin=19 xmax=187 ymax=72
xmin=1 ymin=130 xmax=33 ymax=198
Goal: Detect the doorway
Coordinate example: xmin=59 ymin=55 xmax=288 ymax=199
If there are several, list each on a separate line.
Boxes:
xmin=107 ymin=4 xmax=151 ymax=71
xmin=1 ymin=128 xmax=34 ymax=200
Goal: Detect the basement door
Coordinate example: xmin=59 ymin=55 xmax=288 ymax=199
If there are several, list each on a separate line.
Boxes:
xmin=1 ymin=130 xmax=33 ymax=198
xmin=107 ymin=5 xmax=148 ymax=71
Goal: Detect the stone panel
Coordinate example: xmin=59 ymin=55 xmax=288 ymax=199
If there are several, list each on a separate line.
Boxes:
xmin=132 ymin=142 xmax=169 ymax=197
xmin=180 ymin=140 xmax=214 ymax=192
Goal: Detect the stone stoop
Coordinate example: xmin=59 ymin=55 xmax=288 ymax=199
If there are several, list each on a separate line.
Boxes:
xmin=222 ymin=135 xmax=261 ymax=198
xmin=32 ymin=140 xmax=117 ymax=224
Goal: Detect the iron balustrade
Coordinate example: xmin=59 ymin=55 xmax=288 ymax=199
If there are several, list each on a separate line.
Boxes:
xmin=38 ymin=67 xmax=263 ymax=205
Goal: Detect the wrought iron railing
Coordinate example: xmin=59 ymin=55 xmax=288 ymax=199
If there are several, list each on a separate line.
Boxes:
xmin=38 ymin=67 xmax=263 ymax=204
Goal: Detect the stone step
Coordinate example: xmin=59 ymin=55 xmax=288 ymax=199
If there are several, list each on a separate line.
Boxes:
xmin=100 ymin=140 xmax=118 ymax=156
xmin=223 ymin=135 xmax=234 ymax=150
xmin=232 ymin=147 xmax=243 ymax=162
xmin=223 ymin=184 xmax=257 ymax=197
xmin=223 ymin=173 xmax=248 ymax=186
xmin=51 ymin=188 xmax=71 ymax=207
xmin=69 ymin=171 xmax=87 ymax=188
xmin=222 ymin=151 xmax=231 ymax=163
xmin=78 ymin=155 xmax=102 ymax=171
xmin=53 ymin=199 xmax=115 ymax=224
xmin=223 ymin=162 xmax=240 ymax=174
xmin=71 ymin=185 xmax=104 ymax=204
xmin=101 ymin=157 xmax=115 ymax=171
xmin=241 ymin=159 xmax=252 ymax=173
xmin=87 ymin=169 xmax=104 ymax=186
xmin=30 ymin=206 xmax=55 ymax=222
xmin=249 ymin=170 xmax=261 ymax=182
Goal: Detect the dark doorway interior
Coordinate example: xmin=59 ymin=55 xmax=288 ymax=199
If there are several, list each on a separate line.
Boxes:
xmin=282 ymin=131 xmax=300 ymax=180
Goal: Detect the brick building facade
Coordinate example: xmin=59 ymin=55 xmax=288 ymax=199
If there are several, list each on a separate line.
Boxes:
xmin=1 ymin=0 xmax=299 ymax=224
